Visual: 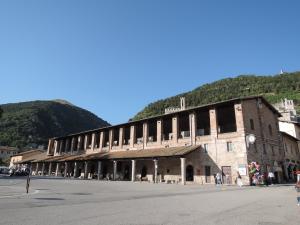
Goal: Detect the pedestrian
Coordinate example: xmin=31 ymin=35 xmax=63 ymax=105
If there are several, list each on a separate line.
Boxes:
xmin=268 ymin=171 xmax=275 ymax=185
xmin=295 ymin=180 xmax=300 ymax=206
xmin=213 ymin=174 xmax=217 ymax=185
xmin=216 ymin=173 xmax=222 ymax=185
xmin=26 ymin=174 xmax=30 ymax=194
xmin=236 ymin=172 xmax=243 ymax=187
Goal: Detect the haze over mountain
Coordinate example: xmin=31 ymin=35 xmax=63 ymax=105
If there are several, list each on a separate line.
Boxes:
xmin=0 ymin=100 xmax=110 ymax=149
xmin=133 ymin=71 xmax=300 ymax=120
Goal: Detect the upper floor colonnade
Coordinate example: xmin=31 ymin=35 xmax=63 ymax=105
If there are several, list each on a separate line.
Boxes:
xmin=47 ymin=102 xmax=244 ymax=156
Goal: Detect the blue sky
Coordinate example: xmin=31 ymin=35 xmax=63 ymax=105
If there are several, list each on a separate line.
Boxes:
xmin=0 ymin=1 xmax=299 ymax=125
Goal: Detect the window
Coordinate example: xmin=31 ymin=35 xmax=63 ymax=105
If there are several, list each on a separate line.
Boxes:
xmin=250 ymin=119 xmax=254 ymax=130
xmin=227 ymin=142 xmax=233 ymax=152
xmin=271 ymin=146 xmax=275 ymax=156
xmin=254 ymin=142 xmax=258 ymax=153
xmin=268 ymin=124 xmax=273 ymax=136
xmin=203 ymin=144 xmax=208 ymax=153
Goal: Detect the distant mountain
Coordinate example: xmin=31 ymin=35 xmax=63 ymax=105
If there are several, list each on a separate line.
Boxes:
xmin=0 ymin=100 xmax=110 ymax=149
xmin=133 ymin=71 xmax=300 ymax=120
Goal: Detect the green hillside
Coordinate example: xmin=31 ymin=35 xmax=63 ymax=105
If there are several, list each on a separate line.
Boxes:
xmin=133 ymin=71 xmax=300 ymax=120
xmin=0 ymin=100 xmax=110 ymax=149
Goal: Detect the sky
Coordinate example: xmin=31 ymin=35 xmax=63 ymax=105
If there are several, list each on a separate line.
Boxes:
xmin=0 ymin=1 xmax=299 ymax=125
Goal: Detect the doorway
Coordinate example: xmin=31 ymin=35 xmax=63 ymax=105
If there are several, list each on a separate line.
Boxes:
xmin=186 ymin=165 xmax=194 ymax=181
xmin=124 ymin=165 xmax=130 ymax=180
xmin=222 ymin=166 xmax=232 ymax=184
xmin=141 ymin=166 xmax=147 ymax=178
xmin=205 ymin=166 xmax=211 ymax=183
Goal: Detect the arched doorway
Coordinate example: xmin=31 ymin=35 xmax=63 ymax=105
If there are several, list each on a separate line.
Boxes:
xmin=186 ymin=165 xmax=194 ymax=181
xmin=141 ymin=166 xmax=147 ymax=178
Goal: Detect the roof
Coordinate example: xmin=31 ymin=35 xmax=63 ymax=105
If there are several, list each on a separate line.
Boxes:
xmin=12 ymin=149 xmax=44 ymax=157
xmin=0 ymin=146 xmax=18 ymax=152
xmin=279 ymin=119 xmax=300 ymax=127
xmin=28 ymin=145 xmax=200 ymax=163
xmin=53 ymin=95 xmax=281 ymax=140
xmin=16 ymin=152 xmax=47 ymax=164
xmin=65 ymin=145 xmax=199 ymax=161
xmin=280 ymin=131 xmax=300 ymax=142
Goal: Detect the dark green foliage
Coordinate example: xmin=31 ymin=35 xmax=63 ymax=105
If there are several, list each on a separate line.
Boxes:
xmin=133 ymin=71 xmax=300 ymax=120
xmin=0 ymin=100 xmax=110 ymax=149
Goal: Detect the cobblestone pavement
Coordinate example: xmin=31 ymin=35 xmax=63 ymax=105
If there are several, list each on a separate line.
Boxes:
xmin=0 ymin=177 xmax=299 ymax=225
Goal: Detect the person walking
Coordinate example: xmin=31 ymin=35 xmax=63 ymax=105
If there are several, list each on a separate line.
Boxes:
xmin=268 ymin=171 xmax=275 ymax=185
xmin=236 ymin=172 xmax=243 ymax=187
xmin=216 ymin=173 xmax=222 ymax=186
xmin=296 ymin=180 xmax=300 ymax=206
xmin=296 ymin=172 xmax=300 ymax=206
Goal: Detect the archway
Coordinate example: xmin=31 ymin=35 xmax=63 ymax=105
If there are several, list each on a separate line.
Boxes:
xmin=141 ymin=166 xmax=147 ymax=178
xmin=186 ymin=165 xmax=194 ymax=181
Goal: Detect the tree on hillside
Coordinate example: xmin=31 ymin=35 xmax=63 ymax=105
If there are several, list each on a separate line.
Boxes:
xmin=0 ymin=106 xmax=2 ymax=119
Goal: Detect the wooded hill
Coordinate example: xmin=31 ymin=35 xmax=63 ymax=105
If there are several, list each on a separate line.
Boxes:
xmin=0 ymin=100 xmax=110 ymax=149
xmin=133 ymin=71 xmax=300 ymax=120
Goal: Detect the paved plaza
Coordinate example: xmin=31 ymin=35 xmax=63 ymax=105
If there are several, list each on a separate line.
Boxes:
xmin=0 ymin=177 xmax=299 ymax=225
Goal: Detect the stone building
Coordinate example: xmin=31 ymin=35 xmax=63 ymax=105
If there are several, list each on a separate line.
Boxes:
xmin=0 ymin=146 xmax=18 ymax=164
xmin=280 ymin=132 xmax=300 ymax=181
xmin=18 ymin=96 xmax=299 ymax=185
xmin=9 ymin=149 xmax=44 ymax=168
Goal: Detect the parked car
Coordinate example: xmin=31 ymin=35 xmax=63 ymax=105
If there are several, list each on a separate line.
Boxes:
xmin=0 ymin=166 xmax=10 ymax=174
xmin=9 ymin=168 xmax=29 ymax=176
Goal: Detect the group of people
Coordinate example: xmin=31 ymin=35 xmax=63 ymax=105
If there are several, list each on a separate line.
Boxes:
xmin=214 ymin=172 xmax=243 ymax=187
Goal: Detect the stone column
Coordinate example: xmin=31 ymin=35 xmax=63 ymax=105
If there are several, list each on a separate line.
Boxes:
xmin=180 ymin=158 xmax=186 ymax=185
xmin=143 ymin=122 xmax=148 ymax=147
xmin=131 ymin=160 xmax=136 ymax=182
xmin=41 ymin=162 xmax=45 ymax=176
xmin=64 ymin=162 xmax=68 ymax=177
xmin=48 ymin=162 xmax=52 ymax=176
xmin=47 ymin=139 xmax=54 ymax=155
xmin=113 ymin=161 xmax=117 ymax=181
xmin=70 ymin=137 xmax=75 ymax=154
xmin=189 ymin=112 xmax=196 ymax=145
xmin=154 ymin=159 xmax=158 ymax=183
xmin=77 ymin=136 xmax=82 ymax=151
xmin=84 ymin=161 xmax=88 ymax=179
xmin=119 ymin=128 xmax=124 ymax=149
xmin=99 ymin=132 xmax=104 ymax=151
xmin=84 ymin=135 xmax=88 ymax=150
xmin=59 ymin=140 xmax=64 ymax=154
xmin=55 ymin=162 xmax=60 ymax=176
xmin=91 ymin=133 xmax=96 ymax=150
xmin=35 ymin=162 xmax=39 ymax=175
xmin=109 ymin=129 xmax=114 ymax=150
xmin=209 ymin=108 xmax=218 ymax=137
xmin=97 ymin=161 xmax=102 ymax=180
xmin=54 ymin=140 xmax=59 ymax=155
xmin=74 ymin=161 xmax=78 ymax=178
xmin=130 ymin=125 xmax=136 ymax=148
xmin=157 ymin=120 xmax=162 ymax=145
xmin=172 ymin=116 xmax=179 ymax=143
